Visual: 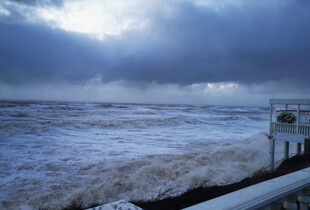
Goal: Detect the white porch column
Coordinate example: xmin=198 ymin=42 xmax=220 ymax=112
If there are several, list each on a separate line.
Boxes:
xmin=297 ymin=104 xmax=301 ymax=154
xmin=270 ymin=103 xmax=275 ymax=170
xmin=284 ymin=104 xmax=289 ymax=159
xmin=284 ymin=141 xmax=289 ymax=160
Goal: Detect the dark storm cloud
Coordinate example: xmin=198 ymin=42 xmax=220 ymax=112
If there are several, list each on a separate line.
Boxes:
xmin=108 ymin=0 xmax=310 ymax=86
xmin=0 ymin=22 xmax=106 ymax=84
xmin=1 ymin=0 xmax=310 ymax=87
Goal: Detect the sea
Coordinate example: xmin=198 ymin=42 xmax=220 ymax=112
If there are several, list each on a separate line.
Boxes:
xmin=0 ymin=100 xmax=282 ymax=209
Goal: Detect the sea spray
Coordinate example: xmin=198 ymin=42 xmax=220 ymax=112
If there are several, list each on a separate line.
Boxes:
xmin=23 ymin=134 xmax=285 ymax=210
xmin=0 ymin=101 xmax=272 ymax=209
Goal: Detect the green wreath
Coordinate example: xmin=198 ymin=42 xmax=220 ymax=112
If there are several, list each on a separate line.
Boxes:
xmin=277 ymin=112 xmax=297 ymax=124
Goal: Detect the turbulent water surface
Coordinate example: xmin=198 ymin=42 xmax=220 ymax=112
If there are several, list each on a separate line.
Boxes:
xmin=0 ymin=100 xmax=272 ymax=209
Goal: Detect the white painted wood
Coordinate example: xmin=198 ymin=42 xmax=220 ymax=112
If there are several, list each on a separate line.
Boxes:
xmin=297 ymin=104 xmax=300 ymax=134
xmin=298 ymin=187 xmax=310 ymax=210
xmin=271 ymin=123 xmax=297 ymax=135
xmin=283 ymin=192 xmax=298 ymax=210
xmin=271 ymin=122 xmax=310 ymax=142
xmin=269 ymin=100 xmax=309 ymax=177
xmin=284 ymin=141 xmax=289 ymax=160
xmin=296 ymin=105 xmax=302 ymax=155
xmin=274 ymin=133 xmax=305 ymax=143
xmin=184 ymin=167 xmax=310 ymax=210
xmin=297 ymin=143 xmax=302 ymax=155
xmin=270 ymin=104 xmax=273 ymax=131
xmin=268 ymin=198 xmax=284 ymax=210
xmin=270 ymin=99 xmax=310 ymax=105
xmin=270 ymin=104 xmax=274 ymax=169
xmin=270 ymin=100 xmax=310 ymax=147
xmin=269 ymin=139 xmax=275 ymax=170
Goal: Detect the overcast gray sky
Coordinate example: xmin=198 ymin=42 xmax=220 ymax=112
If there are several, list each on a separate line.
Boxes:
xmin=1 ymin=0 xmax=310 ymax=106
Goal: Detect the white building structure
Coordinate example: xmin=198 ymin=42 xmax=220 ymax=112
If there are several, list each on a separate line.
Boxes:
xmin=269 ymin=99 xmax=310 ymax=169
xmin=184 ymin=100 xmax=310 ymax=210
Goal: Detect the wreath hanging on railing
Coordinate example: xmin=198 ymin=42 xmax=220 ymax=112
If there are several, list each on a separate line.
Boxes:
xmin=277 ymin=112 xmax=297 ymax=124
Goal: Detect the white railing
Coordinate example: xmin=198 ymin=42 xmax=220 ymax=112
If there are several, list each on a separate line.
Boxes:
xmin=271 ymin=123 xmax=310 ymax=136
xmin=271 ymin=123 xmax=296 ymax=134
xmin=299 ymin=124 xmax=310 ymax=136
xmin=184 ymin=167 xmax=310 ymax=210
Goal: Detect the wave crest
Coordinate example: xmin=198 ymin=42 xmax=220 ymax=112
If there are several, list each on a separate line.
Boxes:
xmin=21 ymin=134 xmax=270 ymax=210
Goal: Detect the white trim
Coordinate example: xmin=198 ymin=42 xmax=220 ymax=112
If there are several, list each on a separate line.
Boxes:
xmin=270 ymin=99 xmax=310 ymax=105
xmin=184 ymin=167 xmax=310 ymax=210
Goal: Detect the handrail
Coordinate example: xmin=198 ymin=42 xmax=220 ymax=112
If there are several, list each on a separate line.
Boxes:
xmin=183 ymin=167 xmax=310 ymax=210
xmin=271 ymin=122 xmax=310 ymax=136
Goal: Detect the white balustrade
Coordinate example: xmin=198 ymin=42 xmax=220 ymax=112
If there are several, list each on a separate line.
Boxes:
xmin=298 ymin=187 xmax=310 ymax=210
xmin=183 ymin=167 xmax=310 ymax=210
xmin=271 ymin=123 xmax=310 ymax=136
xmin=268 ymin=198 xmax=284 ymax=210
xmin=283 ymin=192 xmax=298 ymax=210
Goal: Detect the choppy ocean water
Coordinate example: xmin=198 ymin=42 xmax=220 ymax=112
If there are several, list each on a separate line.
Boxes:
xmin=0 ymin=100 xmax=275 ymax=209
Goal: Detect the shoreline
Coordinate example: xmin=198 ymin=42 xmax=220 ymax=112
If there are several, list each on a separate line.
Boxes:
xmin=42 ymin=154 xmax=310 ymax=210
xmin=131 ymin=154 xmax=310 ymax=210
xmin=2 ymin=134 xmax=277 ymax=209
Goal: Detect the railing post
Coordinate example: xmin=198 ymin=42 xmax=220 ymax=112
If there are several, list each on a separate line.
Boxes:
xmin=270 ymin=104 xmax=275 ymax=170
xmin=298 ymin=187 xmax=310 ymax=210
xmin=296 ymin=104 xmax=300 ymax=134
xmin=283 ymin=192 xmax=298 ymax=210
xmin=297 ymin=143 xmax=302 ymax=155
xmin=305 ymin=138 xmax=310 ymax=155
xmin=269 ymin=138 xmax=275 ymax=170
xmin=284 ymin=141 xmax=289 ymax=160
xmin=268 ymin=198 xmax=284 ymax=210
xmin=296 ymin=104 xmax=302 ymax=154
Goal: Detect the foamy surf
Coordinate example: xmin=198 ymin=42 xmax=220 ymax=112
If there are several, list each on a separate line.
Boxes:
xmin=1 ymin=133 xmax=289 ymax=210
xmin=0 ymin=101 xmax=274 ymax=209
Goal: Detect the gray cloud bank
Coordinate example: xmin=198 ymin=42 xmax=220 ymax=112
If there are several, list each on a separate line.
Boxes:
xmin=1 ymin=0 xmax=310 ymax=104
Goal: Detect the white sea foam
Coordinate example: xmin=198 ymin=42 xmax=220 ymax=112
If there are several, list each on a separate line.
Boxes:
xmin=0 ymin=101 xmax=278 ymax=209
xmin=1 ymin=133 xmax=290 ymax=210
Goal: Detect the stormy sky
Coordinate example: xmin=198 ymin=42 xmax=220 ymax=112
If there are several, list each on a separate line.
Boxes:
xmin=1 ymin=0 xmax=310 ymax=105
